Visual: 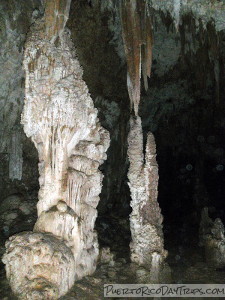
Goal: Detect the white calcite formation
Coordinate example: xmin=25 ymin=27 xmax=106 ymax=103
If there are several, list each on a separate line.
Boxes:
xmin=2 ymin=232 xmax=76 ymax=299
xmin=199 ymin=207 xmax=225 ymax=268
xmin=2 ymin=0 xmax=110 ymax=298
xmin=127 ymin=116 xmax=167 ymax=282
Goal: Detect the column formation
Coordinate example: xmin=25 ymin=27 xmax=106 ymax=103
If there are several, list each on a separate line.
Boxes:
xmin=2 ymin=0 xmax=110 ymax=298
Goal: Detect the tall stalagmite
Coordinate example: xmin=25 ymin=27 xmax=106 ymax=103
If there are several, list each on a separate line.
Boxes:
xmin=128 ymin=116 xmax=167 ymax=282
xmin=2 ymin=0 xmax=110 ymax=298
xmin=121 ymin=0 xmax=168 ymax=282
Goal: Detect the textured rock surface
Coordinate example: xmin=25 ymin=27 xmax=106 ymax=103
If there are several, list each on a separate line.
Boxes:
xmin=0 ymin=1 xmax=225 ymax=297
xmin=64 ymin=1 xmax=225 ymax=254
xmin=0 ymin=0 xmax=41 ymax=231
xmin=1 ymin=247 xmax=225 ymax=299
xmin=127 ymin=116 xmax=168 ymax=282
xmin=99 ymin=247 xmax=115 ymax=265
xmin=44 ymin=0 xmax=72 ymax=42
xmin=149 ymin=0 xmax=225 ymax=31
xmin=2 ymin=232 xmax=75 ymax=299
xmin=20 ymin=7 xmax=109 ymax=280
xmin=0 ymin=194 xmax=37 ymax=238
xmin=199 ymin=207 xmax=225 ymax=268
xmin=0 ymin=0 xmax=42 ymax=153
xmin=120 ymin=0 xmax=153 ymax=115
xmin=3 ymin=0 xmax=110 ymax=298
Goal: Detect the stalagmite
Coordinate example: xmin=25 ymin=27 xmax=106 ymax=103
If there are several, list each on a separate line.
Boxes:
xmin=121 ymin=0 xmax=168 ymax=282
xmin=2 ymin=0 xmax=110 ymax=298
xmin=127 ymin=116 xmax=168 ymax=282
xmin=199 ymin=208 xmax=225 ymax=268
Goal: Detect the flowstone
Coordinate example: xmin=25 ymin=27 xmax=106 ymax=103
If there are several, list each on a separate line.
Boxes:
xmin=2 ymin=0 xmax=110 ymax=298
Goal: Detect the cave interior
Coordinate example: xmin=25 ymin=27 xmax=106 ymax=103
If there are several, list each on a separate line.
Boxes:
xmin=0 ymin=0 xmax=225 ymax=298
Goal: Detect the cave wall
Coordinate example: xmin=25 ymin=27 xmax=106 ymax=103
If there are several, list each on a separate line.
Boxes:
xmin=0 ymin=0 xmax=44 ymax=240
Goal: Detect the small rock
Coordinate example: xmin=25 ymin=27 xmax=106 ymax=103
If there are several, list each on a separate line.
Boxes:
xmin=107 ymin=270 xmax=116 ymax=278
xmin=57 ymin=200 xmax=67 ymax=213
xmin=4 ymin=212 xmax=18 ymax=221
xmin=99 ymin=247 xmax=115 ymax=265
xmin=19 ymin=203 xmax=31 ymax=215
xmin=0 ymin=194 xmax=22 ymax=214
xmin=117 ymin=258 xmax=127 ymax=264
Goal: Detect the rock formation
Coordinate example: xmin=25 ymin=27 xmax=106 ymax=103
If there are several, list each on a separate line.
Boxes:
xmin=3 ymin=232 xmax=76 ymax=299
xmin=120 ymin=0 xmax=153 ymax=116
xmin=2 ymin=0 xmax=110 ymax=298
xmin=121 ymin=0 xmax=168 ymax=282
xmin=199 ymin=207 xmax=225 ymax=268
xmin=127 ymin=116 xmax=168 ymax=282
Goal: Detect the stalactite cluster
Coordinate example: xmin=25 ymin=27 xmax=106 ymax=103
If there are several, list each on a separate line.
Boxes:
xmin=120 ymin=0 xmax=153 ymax=116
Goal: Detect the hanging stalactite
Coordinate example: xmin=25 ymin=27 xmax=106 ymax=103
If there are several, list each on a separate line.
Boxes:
xmin=120 ymin=0 xmax=153 ymax=116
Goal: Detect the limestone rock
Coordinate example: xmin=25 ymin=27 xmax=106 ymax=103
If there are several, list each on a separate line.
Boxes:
xmin=2 ymin=232 xmax=75 ymax=299
xmin=9 ymin=129 xmax=23 ymax=180
xmin=0 ymin=194 xmax=37 ymax=237
xmin=99 ymin=247 xmax=115 ymax=265
xmin=3 ymin=0 xmax=109 ymax=297
xmin=199 ymin=207 xmax=225 ymax=268
xmin=44 ymin=0 xmax=72 ymax=42
xmin=127 ymin=116 xmax=168 ymax=282
xmin=20 ymin=8 xmax=109 ymax=279
xmin=0 ymin=194 xmax=22 ymax=214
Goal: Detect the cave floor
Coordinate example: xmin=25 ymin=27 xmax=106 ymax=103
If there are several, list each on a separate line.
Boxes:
xmin=0 ymin=243 xmax=224 ymax=300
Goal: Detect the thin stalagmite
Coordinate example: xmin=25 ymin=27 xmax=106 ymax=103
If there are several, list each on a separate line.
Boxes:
xmin=127 ymin=116 xmax=168 ymax=282
xmin=121 ymin=1 xmax=168 ymax=281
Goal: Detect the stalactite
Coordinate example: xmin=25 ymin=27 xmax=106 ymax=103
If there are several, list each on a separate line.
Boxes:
xmin=44 ymin=0 xmax=72 ymax=43
xmin=207 ymin=22 xmax=220 ymax=105
xmin=173 ymin=0 xmax=181 ymax=31
xmin=120 ymin=0 xmax=153 ymax=116
xmin=9 ymin=128 xmax=23 ymax=180
xmin=3 ymin=0 xmax=110 ymax=298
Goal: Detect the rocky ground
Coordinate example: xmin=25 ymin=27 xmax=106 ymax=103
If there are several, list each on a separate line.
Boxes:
xmin=0 ymin=243 xmax=224 ymax=300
